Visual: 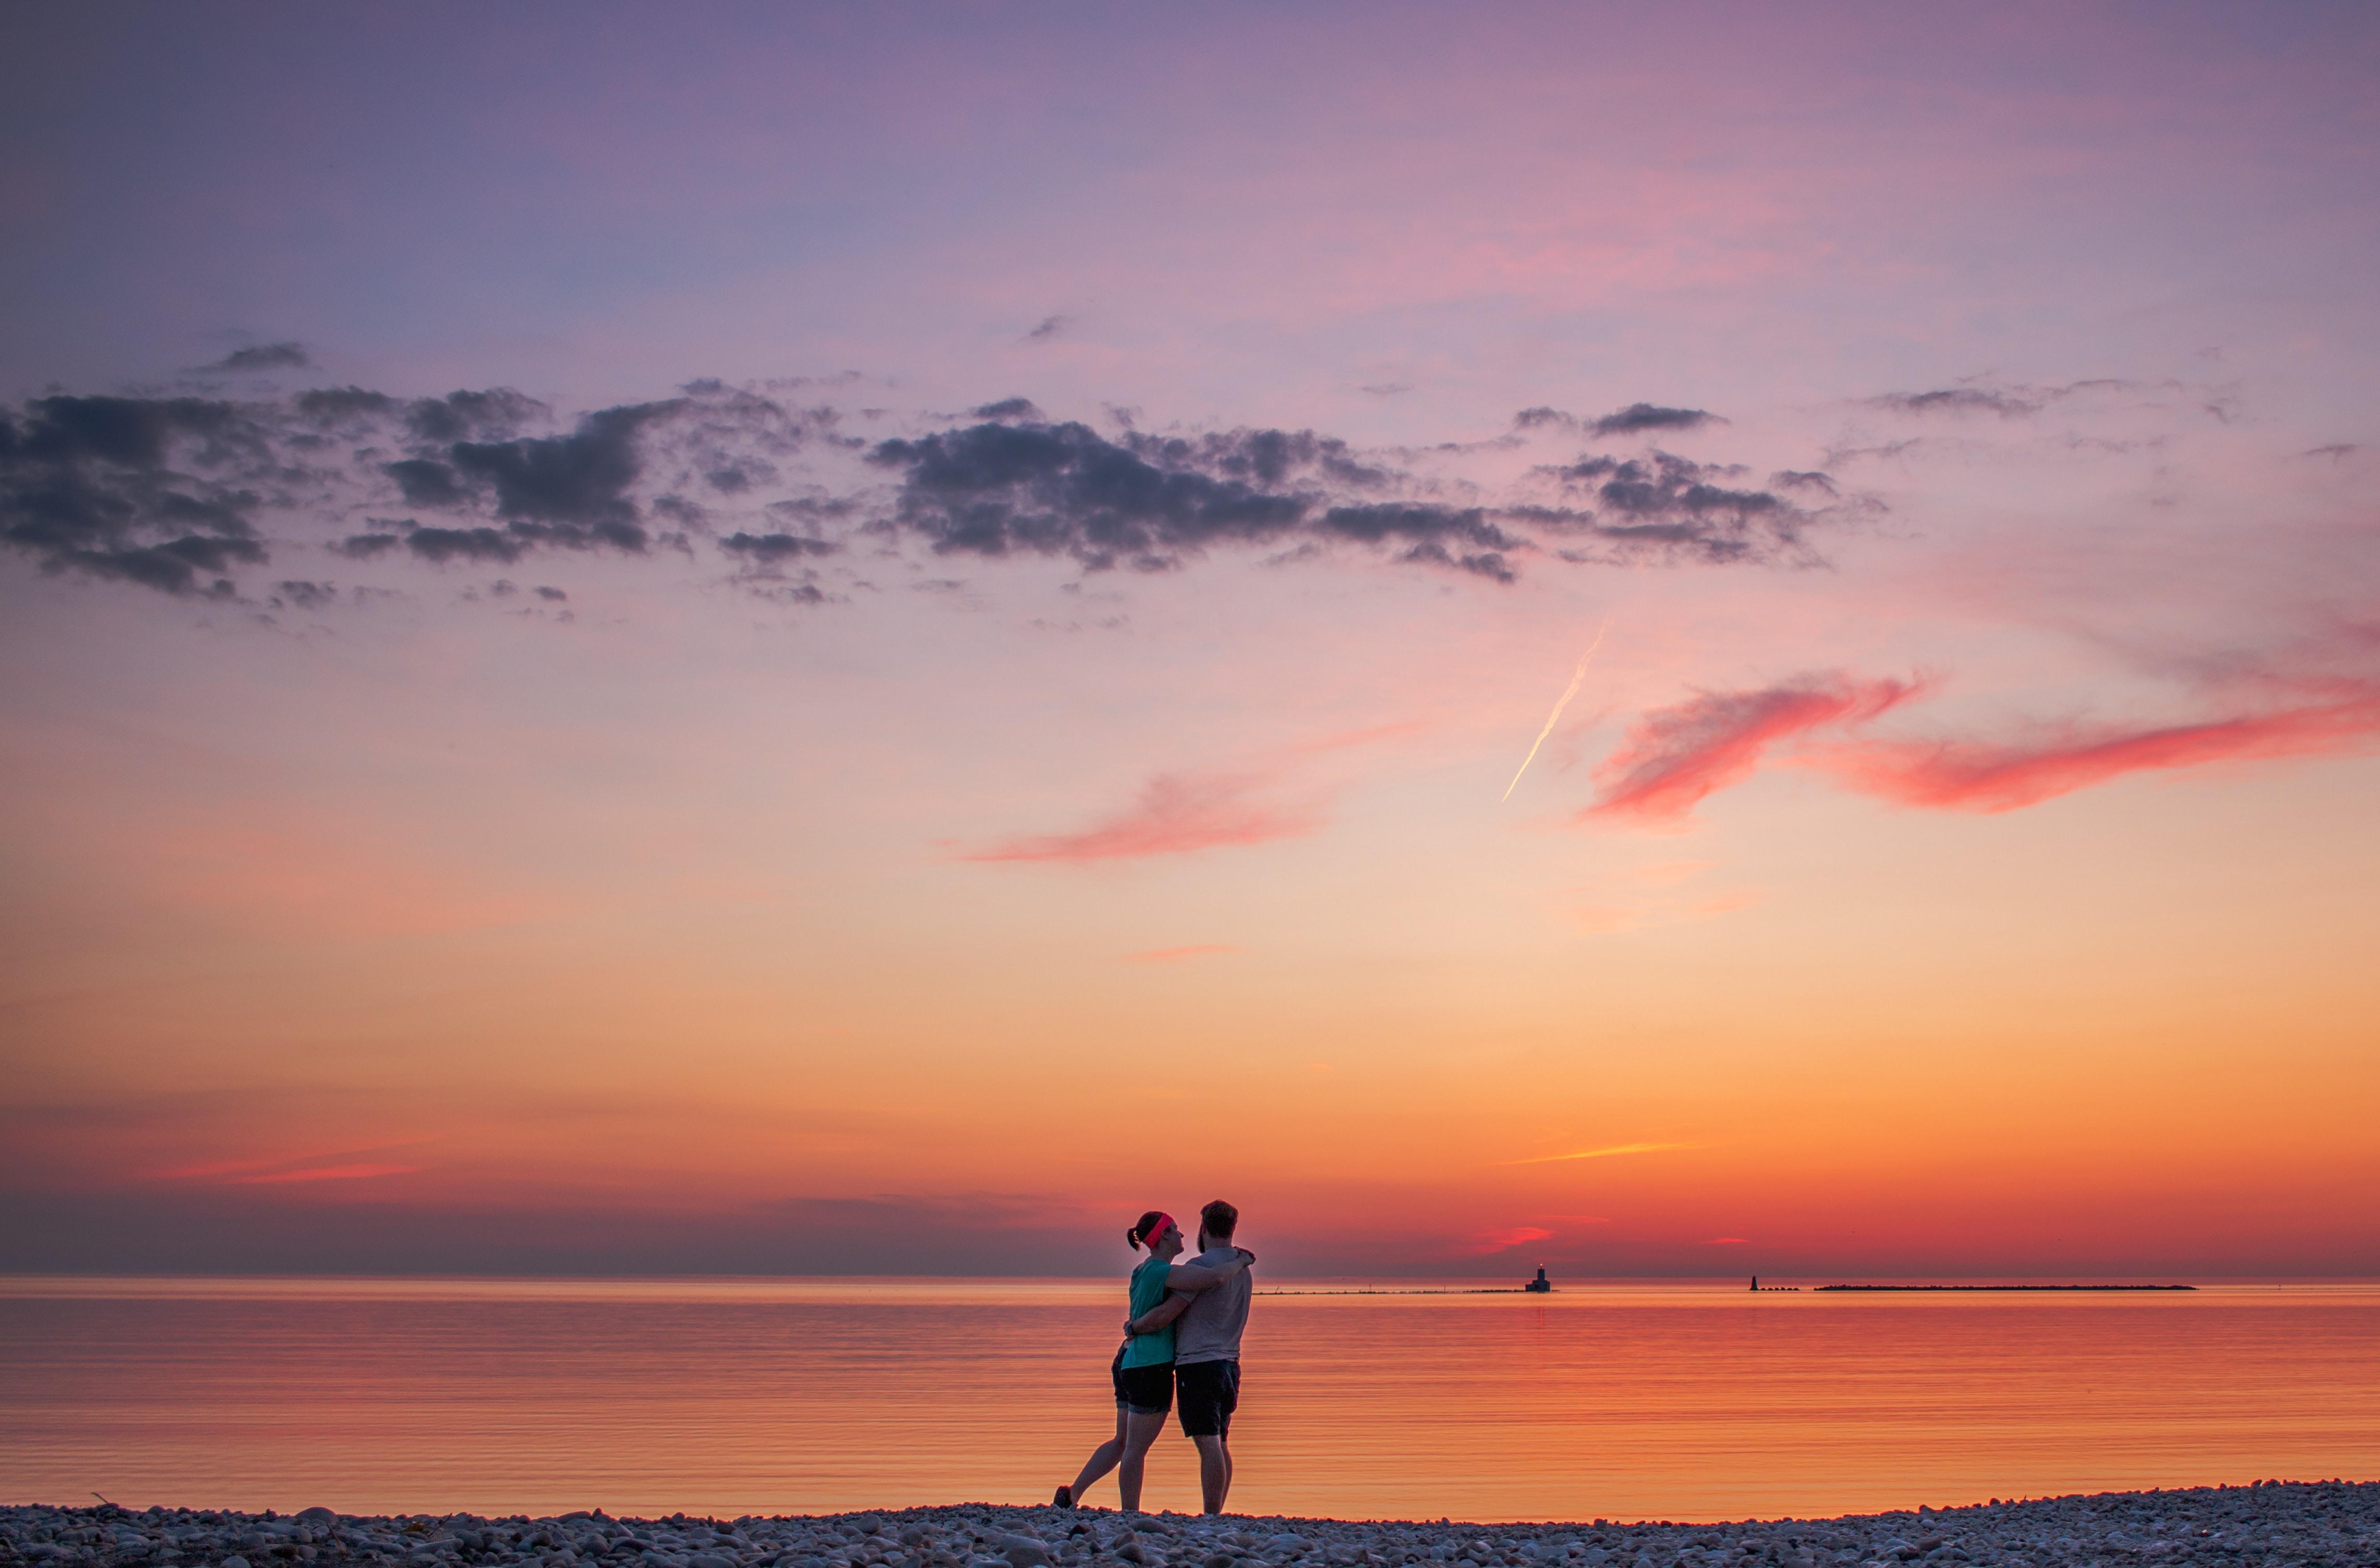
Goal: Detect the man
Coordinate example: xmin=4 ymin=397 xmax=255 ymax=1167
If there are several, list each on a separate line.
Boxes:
xmin=1126 ymin=1198 xmax=1250 ymax=1515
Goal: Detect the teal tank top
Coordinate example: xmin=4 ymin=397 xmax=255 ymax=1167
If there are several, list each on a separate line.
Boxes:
xmin=1118 ymin=1254 xmax=1176 ymax=1368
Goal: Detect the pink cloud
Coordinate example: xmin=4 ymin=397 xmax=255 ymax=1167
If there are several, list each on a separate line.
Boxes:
xmin=1821 ymin=689 xmax=2380 ymax=812
xmin=1586 ymin=673 xmax=1925 ymax=823
xmin=958 ymin=771 xmax=1322 ymax=863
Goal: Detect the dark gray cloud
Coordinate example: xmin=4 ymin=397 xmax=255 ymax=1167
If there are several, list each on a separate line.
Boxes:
xmin=447 ymin=402 xmax=678 ymax=537
xmin=404 ymin=526 xmax=527 ymax=564
xmin=720 ymin=530 xmax=839 ymax=563
xmin=3 ymin=381 xmax=847 ymax=593
xmin=864 ymin=420 xmax=1569 ymax=580
xmin=207 ymin=342 xmax=312 ymax=373
xmin=0 ymin=393 xmax=276 ymax=593
xmin=382 ymin=457 xmax=470 ymax=508
xmin=705 ymin=458 xmax=778 ymax=493
xmin=1022 ymin=316 xmax=1071 ymax=343
xmin=270 ymin=579 xmax=337 ymax=611
xmin=364 ymin=400 xmax=691 ymax=560
xmin=868 ymin=420 xmax=1306 ymax=571
xmin=1124 ymin=425 xmax=1390 ymax=489
xmin=3 ymin=377 xmax=1863 ymax=601
xmin=1867 ymin=388 xmax=2041 ymax=417
xmin=766 ymin=494 xmax=857 ymax=525
xmin=1589 ymin=402 xmax=1717 ymax=437
xmin=330 ymin=529 xmax=404 ymax=559
xmin=1389 ymin=539 xmax=1512 ymax=581
xmin=66 ymin=535 xmax=266 ymax=593
xmin=404 ymin=389 xmax=546 ymax=445
xmin=1315 ymin=503 xmax=1519 ymax=581
xmin=1523 ymin=450 xmax=1824 ymax=565
xmin=295 ymin=386 xmax=398 ymax=424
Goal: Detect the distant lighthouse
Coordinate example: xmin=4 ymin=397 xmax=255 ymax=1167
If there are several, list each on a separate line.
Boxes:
xmin=1525 ymin=1266 xmax=1551 ymax=1293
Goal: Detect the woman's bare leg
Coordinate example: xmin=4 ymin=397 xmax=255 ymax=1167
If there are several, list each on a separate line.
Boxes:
xmin=1066 ymin=1403 xmax=1130 ymax=1502
xmin=1115 ymin=1408 xmax=1169 ymax=1511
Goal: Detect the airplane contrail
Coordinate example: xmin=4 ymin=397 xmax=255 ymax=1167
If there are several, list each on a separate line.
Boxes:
xmin=1500 ymin=620 xmax=1609 ymax=803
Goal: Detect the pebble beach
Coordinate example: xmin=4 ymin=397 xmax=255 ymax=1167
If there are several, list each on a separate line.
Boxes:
xmin=8 ymin=1485 xmax=2374 ymax=1568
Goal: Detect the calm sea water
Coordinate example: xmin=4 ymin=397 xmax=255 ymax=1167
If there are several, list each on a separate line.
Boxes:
xmin=3 ymin=1278 xmax=2375 ymax=1524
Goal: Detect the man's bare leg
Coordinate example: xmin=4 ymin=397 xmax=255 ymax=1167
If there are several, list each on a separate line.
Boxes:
xmin=1193 ymin=1434 xmax=1232 ymax=1514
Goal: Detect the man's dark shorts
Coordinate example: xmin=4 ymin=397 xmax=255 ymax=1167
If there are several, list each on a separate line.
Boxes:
xmin=1111 ymin=1347 xmax=1175 ymax=1415
xmin=1176 ymin=1358 xmax=1239 ymax=1439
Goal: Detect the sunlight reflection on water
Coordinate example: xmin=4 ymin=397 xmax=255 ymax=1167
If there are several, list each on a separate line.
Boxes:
xmin=4 ymin=1278 xmax=2375 ymax=1522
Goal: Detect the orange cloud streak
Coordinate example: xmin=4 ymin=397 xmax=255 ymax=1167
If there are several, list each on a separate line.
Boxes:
xmin=1821 ymin=690 xmax=2380 ymax=812
xmin=958 ymin=771 xmax=1321 ymax=863
xmin=1502 ymin=1141 xmax=1700 ymax=1165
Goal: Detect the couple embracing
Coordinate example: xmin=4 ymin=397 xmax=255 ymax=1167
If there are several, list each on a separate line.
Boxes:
xmin=1054 ymin=1199 xmax=1254 ymax=1516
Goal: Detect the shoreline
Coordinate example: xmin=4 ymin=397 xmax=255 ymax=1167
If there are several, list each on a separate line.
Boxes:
xmin=8 ymin=1483 xmax=2374 ymax=1568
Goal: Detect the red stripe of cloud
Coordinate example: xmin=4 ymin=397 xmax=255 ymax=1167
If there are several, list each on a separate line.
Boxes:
xmin=1586 ymin=673 xmax=1925 ymax=823
xmin=1457 ymin=1225 xmax=1556 ymax=1256
xmin=958 ymin=773 xmax=1321 ymax=863
xmin=1821 ymin=691 xmax=2380 ymax=812
xmin=229 ymin=1163 xmax=420 ymax=1185
xmin=154 ymin=1140 xmax=435 ymax=1183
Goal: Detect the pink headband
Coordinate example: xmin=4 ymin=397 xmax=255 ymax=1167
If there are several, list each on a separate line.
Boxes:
xmin=1137 ymin=1213 xmax=1174 ymax=1251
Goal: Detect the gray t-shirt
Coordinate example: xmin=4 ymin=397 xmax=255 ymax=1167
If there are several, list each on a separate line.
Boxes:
xmin=1175 ymin=1245 xmax=1252 ymax=1365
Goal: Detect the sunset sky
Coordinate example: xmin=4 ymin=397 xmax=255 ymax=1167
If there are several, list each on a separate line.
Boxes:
xmin=4 ymin=2 xmax=2376 ymax=1279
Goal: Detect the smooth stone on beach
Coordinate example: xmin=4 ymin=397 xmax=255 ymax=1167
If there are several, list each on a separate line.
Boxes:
xmin=996 ymin=1537 xmax=1051 ymax=1568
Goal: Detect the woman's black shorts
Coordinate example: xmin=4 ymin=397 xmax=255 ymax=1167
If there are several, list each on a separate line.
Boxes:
xmin=1110 ymin=1346 xmax=1175 ymax=1415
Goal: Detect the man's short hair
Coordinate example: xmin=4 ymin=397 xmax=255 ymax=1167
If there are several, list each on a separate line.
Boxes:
xmin=1200 ymin=1199 xmax=1238 ymax=1239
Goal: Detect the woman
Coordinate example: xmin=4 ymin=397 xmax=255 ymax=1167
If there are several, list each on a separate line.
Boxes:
xmin=1053 ymin=1210 xmax=1251 ymax=1511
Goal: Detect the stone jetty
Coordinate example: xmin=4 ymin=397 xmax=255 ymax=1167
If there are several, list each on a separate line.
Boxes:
xmin=4 ymin=1482 xmax=2374 ymax=1568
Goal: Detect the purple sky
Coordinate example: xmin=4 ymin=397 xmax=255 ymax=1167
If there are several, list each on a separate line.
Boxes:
xmin=4 ymin=3 xmax=2377 ymax=1277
